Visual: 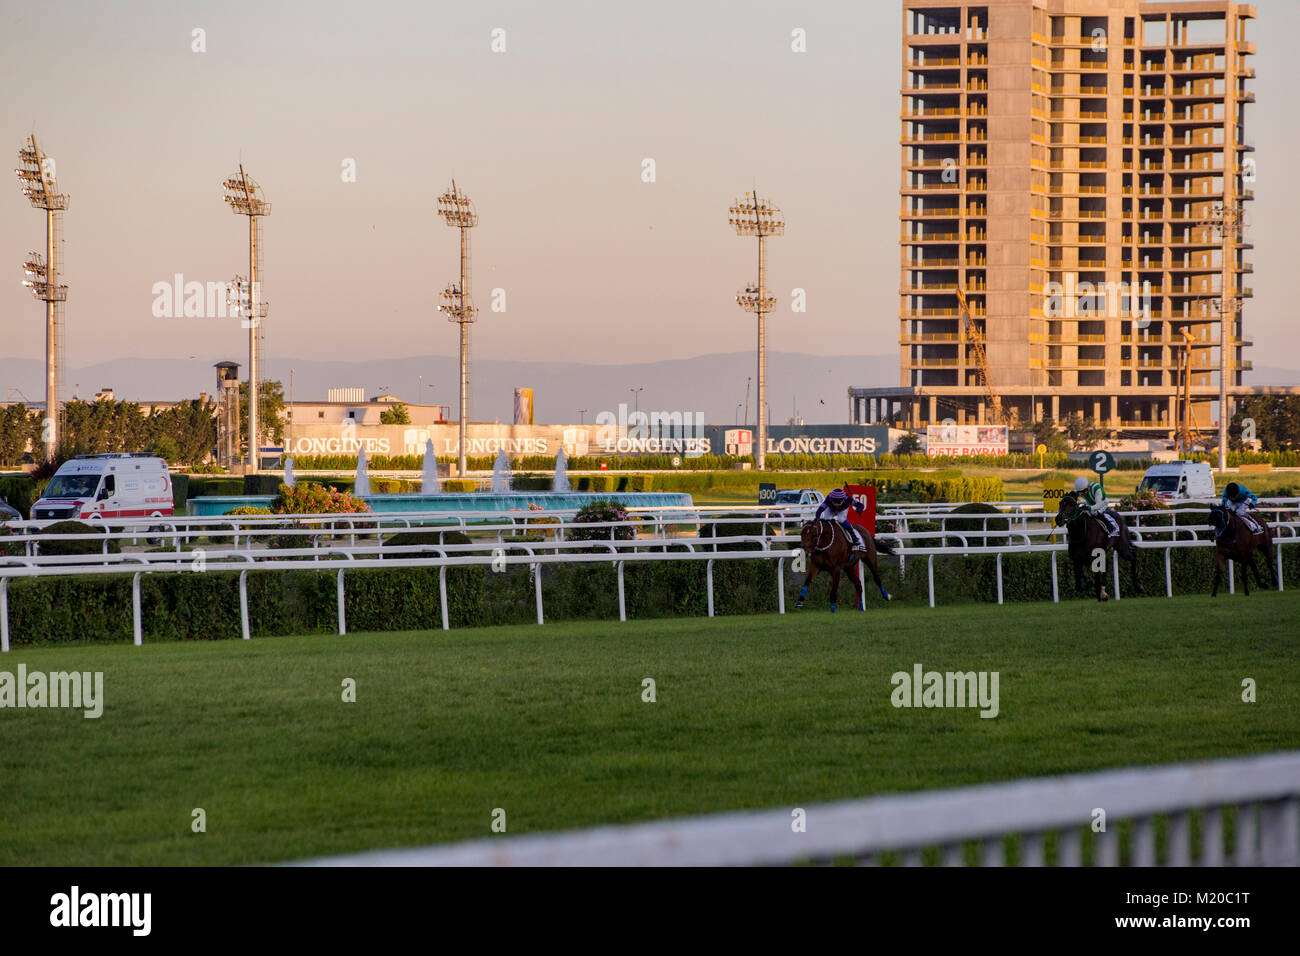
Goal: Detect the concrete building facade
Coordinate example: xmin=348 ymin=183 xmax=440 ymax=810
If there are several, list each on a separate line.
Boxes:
xmin=851 ymin=0 xmax=1255 ymax=441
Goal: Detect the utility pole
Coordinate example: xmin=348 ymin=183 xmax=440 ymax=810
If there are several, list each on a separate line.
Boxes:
xmin=731 ymin=191 xmax=785 ymax=470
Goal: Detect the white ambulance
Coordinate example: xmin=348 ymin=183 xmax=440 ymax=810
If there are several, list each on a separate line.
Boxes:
xmin=1137 ymin=461 xmax=1216 ymax=501
xmin=31 ymin=454 xmax=175 ymax=521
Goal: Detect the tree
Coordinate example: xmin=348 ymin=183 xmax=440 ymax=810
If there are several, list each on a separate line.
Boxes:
xmin=0 ymin=404 xmax=39 ymax=465
xmin=237 ymin=379 xmax=286 ymax=454
xmin=893 ymin=432 xmax=922 ymax=455
xmin=1230 ymin=395 xmax=1300 ymax=451
xmin=1064 ymin=415 xmax=1112 ymax=452
xmin=379 ymin=402 xmax=411 ymax=425
xmin=1030 ymin=418 xmax=1070 ymax=454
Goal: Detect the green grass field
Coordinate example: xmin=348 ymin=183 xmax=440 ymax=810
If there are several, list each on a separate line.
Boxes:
xmin=2 ymin=592 xmax=1296 ymax=865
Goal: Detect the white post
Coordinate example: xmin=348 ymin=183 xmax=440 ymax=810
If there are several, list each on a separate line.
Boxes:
xmin=439 ymin=565 xmax=450 ymax=630
xmin=1164 ymin=548 xmax=1172 ymax=597
xmin=1277 ymin=543 xmax=1284 ymax=592
xmin=132 ymin=572 xmax=143 ymax=646
xmin=0 ymin=578 xmax=8 ymax=653
xmin=617 ymin=561 xmax=626 ymax=622
xmin=777 ymin=558 xmax=785 ymax=614
xmin=1050 ymin=551 xmax=1058 ymax=603
xmin=1112 ymin=551 xmax=1121 ymax=600
xmin=336 ymin=569 xmax=346 ymax=635
xmin=995 ymin=553 xmax=1003 ymax=605
xmin=927 ymin=554 xmax=935 ymax=608
xmin=534 ymin=564 xmax=543 ymax=625
xmin=1228 ymin=560 xmax=1235 ymax=594
xmin=707 ymin=556 xmax=717 ymax=616
xmin=239 ymin=569 xmax=250 ymax=640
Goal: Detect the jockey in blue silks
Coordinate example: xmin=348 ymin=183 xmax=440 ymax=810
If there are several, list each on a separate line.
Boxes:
xmin=1219 ymin=481 xmax=1260 ymax=537
xmin=815 ymin=488 xmax=866 ymax=552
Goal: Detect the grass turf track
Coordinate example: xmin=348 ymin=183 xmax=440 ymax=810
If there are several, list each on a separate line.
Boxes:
xmin=1 ymin=591 xmax=1296 ymax=865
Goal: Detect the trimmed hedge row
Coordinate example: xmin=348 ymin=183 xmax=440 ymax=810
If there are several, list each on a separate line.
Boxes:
xmin=5 ymin=543 xmax=1295 ymax=648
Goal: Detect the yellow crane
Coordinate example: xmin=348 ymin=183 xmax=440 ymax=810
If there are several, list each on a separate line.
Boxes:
xmin=954 ymin=286 xmax=1007 ymax=424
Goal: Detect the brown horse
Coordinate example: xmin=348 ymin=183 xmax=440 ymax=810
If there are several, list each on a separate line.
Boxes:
xmin=1054 ymin=494 xmax=1141 ymax=602
xmin=1209 ymin=505 xmax=1275 ymax=596
xmin=796 ymin=519 xmax=893 ymax=612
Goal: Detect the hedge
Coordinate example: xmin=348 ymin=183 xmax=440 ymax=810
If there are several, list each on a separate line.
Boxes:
xmin=0 ymin=475 xmax=40 ymax=519
xmin=7 ymin=543 xmax=1292 ymax=648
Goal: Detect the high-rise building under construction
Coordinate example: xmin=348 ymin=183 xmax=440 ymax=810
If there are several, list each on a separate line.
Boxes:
xmin=850 ymin=0 xmax=1255 ymax=443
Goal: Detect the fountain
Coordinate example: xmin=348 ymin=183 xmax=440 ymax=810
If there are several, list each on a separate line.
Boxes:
xmin=552 ymin=449 xmax=571 ymax=493
xmin=490 ymin=449 xmax=512 ymax=493
xmin=355 ymin=448 xmax=371 ymax=497
xmin=421 ymin=439 xmax=441 ymax=493
xmin=283 ymin=457 xmax=296 ymax=489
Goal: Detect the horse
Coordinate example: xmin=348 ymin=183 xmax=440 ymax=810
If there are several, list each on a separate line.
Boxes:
xmin=796 ymin=519 xmax=893 ymax=612
xmin=1054 ymin=494 xmax=1141 ymax=602
xmin=1208 ymin=505 xmax=1275 ymax=596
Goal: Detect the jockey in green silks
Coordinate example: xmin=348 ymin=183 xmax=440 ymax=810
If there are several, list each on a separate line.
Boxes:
xmin=1073 ymin=476 xmax=1120 ymax=541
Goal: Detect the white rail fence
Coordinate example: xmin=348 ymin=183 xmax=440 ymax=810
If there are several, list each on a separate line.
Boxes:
xmin=2 ymin=501 xmax=1297 ymax=651
xmin=296 ymin=750 xmax=1300 ymax=866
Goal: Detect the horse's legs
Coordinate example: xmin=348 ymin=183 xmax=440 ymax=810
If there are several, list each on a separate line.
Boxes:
xmin=1211 ymin=549 xmax=1224 ymax=597
xmin=848 ymin=558 xmax=865 ymax=611
xmin=864 ymin=549 xmax=890 ymax=602
xmin=829 ymin=566 xmax=841 ymax=613
xmin=796 ymin=561 xmax=819 ymax=608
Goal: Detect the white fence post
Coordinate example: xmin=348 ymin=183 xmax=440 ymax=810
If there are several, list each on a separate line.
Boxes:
xmin=336 ymin=569 xmax=346 ymax=635
xmin=706 ymin=560 xmax=714 ymax=617
xmin=239 ymin=569 xmax=250 ymax=640
xmin=995 ymin=553 xmax=1003 ymax=605
xmin=1050 ymin=551 xmax=1058 ymax=603
xmin=617 ymin=561 xmax=626 ymax=622
xmin=927 ymin=555 xmax=935 ymax=608
xmin=777 ymin=558 xmax=785 ymax=615
xmin=534 ymin=564 xmax=544 ymax=625
xmin=439 ymin=566 xmax=450 ymax=631
xmin=132 ymin=571 xmax=143 ymax=646
xmin=1164 ymin=547 xmax=1172 ymax=597
xmin=0 ymin=578 xmax=8 ymax=653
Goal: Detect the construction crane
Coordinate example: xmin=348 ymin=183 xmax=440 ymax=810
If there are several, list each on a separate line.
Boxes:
xmin=1174 ymin=328 xmax=1200 ymax=456
xmin=954 ymin=285 xmax=1007 ymax=424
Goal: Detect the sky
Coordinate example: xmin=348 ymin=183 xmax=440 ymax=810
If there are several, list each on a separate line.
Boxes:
xmin=2 ymin=0 xmax=1297 ymax=390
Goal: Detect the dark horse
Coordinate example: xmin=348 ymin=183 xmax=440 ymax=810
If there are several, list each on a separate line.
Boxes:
xmin=1208 ymin=505 xmax=1275 ymax=596
xmin=1054 ymin=494 xmax=1141 ymax=602
xmin=796 ymin=520 xmax=894 ymax=612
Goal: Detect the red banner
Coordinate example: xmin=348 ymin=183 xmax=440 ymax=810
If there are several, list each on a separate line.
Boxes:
xmin=843 ymin=484 xmax=876 ymax=535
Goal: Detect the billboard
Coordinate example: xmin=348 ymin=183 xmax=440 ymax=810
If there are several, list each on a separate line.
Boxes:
xmin=925 ymin=424 xmax=1009 ymax=457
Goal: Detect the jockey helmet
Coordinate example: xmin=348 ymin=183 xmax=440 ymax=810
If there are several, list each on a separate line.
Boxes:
xmin=1073 ymin=477 xmax=1089 ymax=492
xmin=1225 ymin=482 xmax=1240 ymax=499
xmin=826 ymin=488 xmax=849 ymax=505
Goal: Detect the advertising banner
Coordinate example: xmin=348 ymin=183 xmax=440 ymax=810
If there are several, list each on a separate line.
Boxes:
xmin=925 ymin=424 xmax=1009 ymax=457
xmin=843 ymin=484 xmax=877 ymax=535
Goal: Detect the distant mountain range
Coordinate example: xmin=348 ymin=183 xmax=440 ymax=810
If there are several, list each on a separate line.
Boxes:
xmin=0 ymin=351 xmax=899 ymax=426
xmin=3 ymin=352 xmax=1296 ymax=426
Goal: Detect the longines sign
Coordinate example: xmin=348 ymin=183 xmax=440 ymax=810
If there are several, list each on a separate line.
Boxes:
xmin=285 ymin=423 xmax=892 ymax=458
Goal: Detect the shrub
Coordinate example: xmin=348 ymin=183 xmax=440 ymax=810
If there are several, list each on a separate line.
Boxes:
xmin=568 ymin=500 xmax=633 ymax=544
xmin=944 ymin=502 xmax=1009 ymax=548
xmin=442 ymin=479 xmax=476 ymax=493
xmin=224 ymin=506 xmax=274 ymax=516
xmin=0 ymin=475 xmax=39 ymax=518
xmin=35 ymin=520 xmax=122 ymax=556
xmin=272 ymin=482 xmax=369 ymax=515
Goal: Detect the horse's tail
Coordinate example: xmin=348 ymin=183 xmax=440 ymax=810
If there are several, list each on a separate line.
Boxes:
xmin=872 ymin=534 xmax=896 ymax=556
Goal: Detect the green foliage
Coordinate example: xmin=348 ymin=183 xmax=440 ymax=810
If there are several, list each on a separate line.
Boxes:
xmin=1118 ymin=487 xmax=1167 ymax=514
xmin=244 ymin=474 xmax=284 ymax=496
xmin=187 ymin=477 xmax=245 ymax=497
xmin=893 ymin=432 xmax=923 ymax=455
xmin=1031 ymin=418 xmax=1071 ymax=453
xmin=0 ymin=404 xmax=40 ymax=466
xmin=35 ymin=520 xmax=122 ymax=556
xmin=1230 ymin=395 xmax=1300 ymax=451
xmin=568 ymin=499 xmax=633 ymax=543
xmin=237 ymin=379 xmax=286 ymax=452
xmin=224 ymin=506 xmax=274 ymax=516
xmin=442 ymin=479 xmax=476 ymax=493
xmin=378 ymin=403 xmax=411 ymax=425
xmin=944 ymin=502 xmax=1009 ymax=548
xmin=272 ymin=482 xmax=370 ymax=515
xmin=0 ymin=475 xmax=40 ymax=519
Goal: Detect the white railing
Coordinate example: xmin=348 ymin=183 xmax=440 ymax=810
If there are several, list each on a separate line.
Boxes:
xmin=3 ymin=501 xmax=1297 ymax=652
xmin=295 ymin=750 xmax=1300 ymax=866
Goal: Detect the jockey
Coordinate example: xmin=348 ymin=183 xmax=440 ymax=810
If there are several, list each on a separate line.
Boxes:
xmin=1073 ymin=476 xmax=1120 ymax=541
xmin=815 ymin=488 xmax=866 ymax=551
xmin=1219 ymin=481 xmax=1260 ymax=537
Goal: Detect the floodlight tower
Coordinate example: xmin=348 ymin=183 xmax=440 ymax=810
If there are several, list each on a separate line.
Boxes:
xmin=437 ymin=180 xmax=479 ymax=477
xmin=223 ymin=166 xmax=271 ymax=471
xmin=15 ymin=136 xmax=69 ymax=461
xmin=730 ymin=190 xmax=784 ymax=470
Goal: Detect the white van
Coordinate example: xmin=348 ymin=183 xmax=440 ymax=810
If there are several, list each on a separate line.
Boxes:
xmin=31 ymin=454 xmax=174 ymax=521
xmin=1137 ymin=461 xmax=1215 ymax=501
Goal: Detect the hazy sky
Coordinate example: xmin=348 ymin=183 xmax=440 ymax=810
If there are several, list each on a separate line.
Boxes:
xmin=2 ymin=0 xmax=1297 ymax=383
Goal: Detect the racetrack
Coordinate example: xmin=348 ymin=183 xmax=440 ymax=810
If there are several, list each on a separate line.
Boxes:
xmin=2 ymin=591 xmax=1296 ymax=865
